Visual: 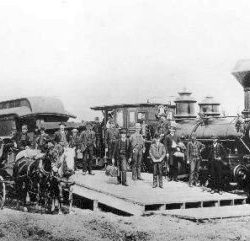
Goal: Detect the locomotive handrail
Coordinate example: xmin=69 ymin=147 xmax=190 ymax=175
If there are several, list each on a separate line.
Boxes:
xmin=238 ymin=137 xmax=250 ymax=153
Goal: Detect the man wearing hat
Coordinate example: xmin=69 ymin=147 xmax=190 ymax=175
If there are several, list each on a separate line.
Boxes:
xmin=208 ymin=135 xmax=227 ymax=194
xmin=163 ymin=127 xmax=179 ymax=181
xmin=129 ymin=123 xmax=145 ymax=180
xmin=54 ymin=122 xmax=69 ymax=148
xmin=149 ymin=133 xmax=166 ymax=188
xmin=36 ymin=127 xmax=50 ymax=153
xmin=186 ymin=133 xmax=205 ymax=187
xmin=105 ymin=120 xmax=120 ymax=165
xmin=80 ymin=122 xmax=96 ymax=175
xmin=93 ymin=117 xmax=102 ymax=159
xmin=115 ymin=128 xmax=130 ymax=186
xmin=69 ymin=128 xmax=80 ymax=148
xmin=16 ymin=124 xmax=32 ymax=152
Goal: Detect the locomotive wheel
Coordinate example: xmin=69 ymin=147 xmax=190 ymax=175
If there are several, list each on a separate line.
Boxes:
xmin=0 ymin=176 xmax=6 ymax=209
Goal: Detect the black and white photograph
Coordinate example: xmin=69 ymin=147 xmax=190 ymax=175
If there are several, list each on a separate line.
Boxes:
xmin=1 ymin=0 xmax=250 ymax=240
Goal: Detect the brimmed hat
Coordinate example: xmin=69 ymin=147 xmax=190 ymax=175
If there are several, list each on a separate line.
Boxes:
xmin=72 ymin=128 xmax=78 ymax=133
xmin=59 ymin=122 xmax=66 ymax=127
xmin=120 ymin=128 xmax=127 ymax=134
xmin=86 ymin=122 xmax=92 ymax=127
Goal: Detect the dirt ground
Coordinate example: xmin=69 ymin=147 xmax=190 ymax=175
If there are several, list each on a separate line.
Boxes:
xmin=0 ymin=207 xmax=250 ymax=241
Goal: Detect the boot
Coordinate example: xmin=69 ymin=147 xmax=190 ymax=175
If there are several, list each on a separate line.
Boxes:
xmin=137 ymin=168 xmax=143 ymax=180
xmin=117 ymin=175 xmax=121 ymax=184
xmin=159 ymin=176 xmax=163 ymax=188
xmin=121 ymin=172 xmax=128 ymax=186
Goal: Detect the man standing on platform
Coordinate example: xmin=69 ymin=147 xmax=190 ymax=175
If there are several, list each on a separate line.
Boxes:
xmin=208 ymin=135 xmax=227 ymax=194
xmin=129 ymin=123 xmax=145 ymax=181
xmin=187 ymin=133 xmax=205 ymax=187
xmin=149 ymin=133 xmax=166 ymax=188
xmin=116 ymin=128 xmax=130 ymax=186
xmin=93 ymin=117 xmax=102 ymax=159
xmin=105 ymin=120 xmax=120 ymax=165
xmin=80 ymin=122 xmax=96 ymax=175
xmin=163 ymin=127 xmax=178 ymax=181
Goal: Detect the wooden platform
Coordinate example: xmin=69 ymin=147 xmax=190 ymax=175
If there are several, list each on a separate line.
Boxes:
xmin=162 ymin=204 xmax=250 ymax=221
xmin=70 ymin=171 xmax=248 ymax=216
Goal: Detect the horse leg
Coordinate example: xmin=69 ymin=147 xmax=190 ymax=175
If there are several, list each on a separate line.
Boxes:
xmin=68 ymin=186 xmax=74 ymax=214
xmin=58 ymin=183 xmax=63 ymax=215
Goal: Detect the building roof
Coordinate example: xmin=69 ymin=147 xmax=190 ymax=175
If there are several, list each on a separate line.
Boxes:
xmin=0 ymin=96 xmax=76 ymax=118
xmin=91 ymin=102 xmax=175 ymax=111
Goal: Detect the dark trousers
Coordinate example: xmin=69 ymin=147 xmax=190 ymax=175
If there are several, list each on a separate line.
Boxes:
xmin=169 ymin=155 xmax=178 ymax=180
xmin=153 ymin=162 xmax=163 ymax=187
xmin=83 ymin=146 xmax=94 ymax=173
xmin=131 ymin=149 xmax=143 ymax=180
xmin=189 ymin=158 xmax=200 ymax=185
xmin=117 ymin=154 xmax=127 ymax=185
xmin=107 ymin=141 xmax=117 ymax=164
xmin=210 ymin=160 xmax=223 ymax=191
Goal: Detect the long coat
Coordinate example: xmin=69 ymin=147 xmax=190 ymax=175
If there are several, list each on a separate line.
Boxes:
xmin=163 ymin=134 xmax=178 ymax=165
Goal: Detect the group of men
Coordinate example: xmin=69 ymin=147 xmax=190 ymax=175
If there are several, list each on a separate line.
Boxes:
xmin=10 ymin=117 xmax=228 ymax=194
xmin=152 ymin=122 xmax=227 ymax=193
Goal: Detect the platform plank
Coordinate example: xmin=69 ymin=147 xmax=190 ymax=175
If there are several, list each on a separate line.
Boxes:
xmin=160 ymin=204 xmax=250 ymax=221
xmin=72 ymin=184 xmax=145 ymax=215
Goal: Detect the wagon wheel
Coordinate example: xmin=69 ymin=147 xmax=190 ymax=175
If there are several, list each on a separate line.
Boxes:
xmin=0 ymin=176 xmax=6 ymax=209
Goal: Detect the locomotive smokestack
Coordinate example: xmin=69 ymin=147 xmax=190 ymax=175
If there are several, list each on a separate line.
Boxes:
xmin=232 ymin=59 xmax=250 ymax=118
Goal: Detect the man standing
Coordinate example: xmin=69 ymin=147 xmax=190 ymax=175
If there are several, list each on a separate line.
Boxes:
xmin=16 ymin=124 xmax=32 ymax=152
xmin=93 ymin=117 xmax=102 ymax=159
xmin=163 ymin=127 xmax=178 ymax=181
xmin=80 ymin=122 xmax=96 ymax=175
xmin=69 ymin=128 xmax=80 ymax=148
xmin=116 ymin=128 xmax=130 ymax=186
xmin=105 ymin=120 xmax=120 ymax=165
xmin=36 ymin=127 xmax=50 ymax=153
xmin=129 ymin=123 xmax=145 ymax=180
xmin=187 ymin=134 xmax=205 ymax=187
xmin=208 ymin=135 xmax=227 ymax=194
xmin=54 ymin=122 xmax=69 ymax=148
xmin=149 ymin=133 xmax=166 ymax=188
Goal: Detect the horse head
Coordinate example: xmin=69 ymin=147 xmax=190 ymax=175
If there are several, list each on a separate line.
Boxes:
xmin=61 ymin=147 xmax=75 ymax=178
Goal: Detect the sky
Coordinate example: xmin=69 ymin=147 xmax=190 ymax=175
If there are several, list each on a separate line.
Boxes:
xmin=0 ymin=0 xmax=249 ymax=121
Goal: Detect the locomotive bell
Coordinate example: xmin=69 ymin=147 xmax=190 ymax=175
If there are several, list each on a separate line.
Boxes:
xmin=232 ymin=59 xmax=250 ymax=118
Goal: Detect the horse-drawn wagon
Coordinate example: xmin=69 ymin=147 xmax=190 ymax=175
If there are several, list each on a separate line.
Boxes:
xmin=0 ymin=97 xmax=77 ymax=212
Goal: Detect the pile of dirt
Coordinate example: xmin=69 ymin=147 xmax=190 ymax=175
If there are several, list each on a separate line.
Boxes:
xmin=1 ymin=208 xmax=250 ymax=241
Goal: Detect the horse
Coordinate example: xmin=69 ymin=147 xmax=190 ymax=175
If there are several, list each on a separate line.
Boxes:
xmin=49 ymin=146 xmax=75 ymax=214
xmin=12 ymin=148 xmax=52 ymax=211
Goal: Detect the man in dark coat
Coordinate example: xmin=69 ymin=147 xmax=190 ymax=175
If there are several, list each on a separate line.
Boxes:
xmin=115 ymin=128 xmax=130 ymax=186
xmin=16 ymin=124 xmax=32 ymax=152
xmin=80 ymin=122 xmax=96 ymax=175
xmin=129 ymin=123 xmax=145 ymax=180
xmin=54 ymin=122 xmax=69 ymax=148
xmin=163 ymin=127 xmax=178 ymax=181
xmin=186 ymin=134 xmax=205 ymax=187
xmin=105 ymin=120 xmax=120 ymax=165
xmin=208 ymin=135 xmax=227 ymax=194
xmin=93 ymin=117 xmax=102 ymax=157
xmin=150 ymin=133 xmax=166 ymax=188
